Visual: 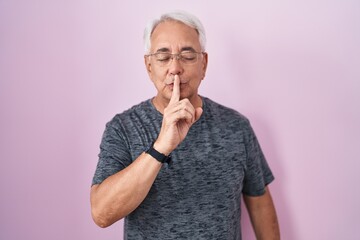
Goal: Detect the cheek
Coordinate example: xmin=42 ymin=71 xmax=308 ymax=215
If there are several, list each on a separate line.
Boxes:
xmin=150 ymin=68 xmax=167 ymax=82
xmin=194 ymin=66 xmax=206 ymax=80
xmin=150 ymin=72 xmax=169 ymax=92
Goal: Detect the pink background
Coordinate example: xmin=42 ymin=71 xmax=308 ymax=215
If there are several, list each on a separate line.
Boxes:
xmin=1 ymin=0 xmax=359 ymax=239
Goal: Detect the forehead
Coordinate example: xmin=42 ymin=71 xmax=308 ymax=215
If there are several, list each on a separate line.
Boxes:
xmin=150 ymin=20 xmax=201 ymax=52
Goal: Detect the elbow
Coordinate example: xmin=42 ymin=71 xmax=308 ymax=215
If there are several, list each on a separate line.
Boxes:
xmin=90 ymin=186 xmax=115 ymax=228
xmin=94 ymin=219 xmax=110 ymax=228
xmin=93 ymin=219 xmax=110 ymax=229
xmin=91 ymin=204 xmax=126 ymax=228
xmin=91 ymin=207 xmax=113 ymax=228
xmin=90 ymin=185 xmax=128 ymax=228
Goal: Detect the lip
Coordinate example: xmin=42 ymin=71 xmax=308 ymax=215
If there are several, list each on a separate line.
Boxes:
xmin=165 ymin=75 xmax=187 ymax=85
xmin=166 ymin=82 xmax=187 ymax=87
xmin=167 ymin=82 xmax=187 ymax=90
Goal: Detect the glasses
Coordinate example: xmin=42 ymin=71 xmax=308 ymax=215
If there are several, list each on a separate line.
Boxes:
xmin=146 ymin=51 xmax=204 ymax=67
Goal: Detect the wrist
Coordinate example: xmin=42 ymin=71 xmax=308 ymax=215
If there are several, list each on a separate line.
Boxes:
xmin=146 ymin=141 xmax=171 ymax=164
xmin=153 ymin=140 xmax=172 ymax=156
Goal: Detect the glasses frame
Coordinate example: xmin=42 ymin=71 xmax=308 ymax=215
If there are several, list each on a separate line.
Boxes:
xmin=145 ymin=51 xmax=205 ymax=66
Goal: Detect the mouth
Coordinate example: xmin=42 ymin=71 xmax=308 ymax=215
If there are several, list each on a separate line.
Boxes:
xmin=165 ymin=75 xmax=188 ymax=85
xmin=167 ymin=82 xmax=187 ymax=90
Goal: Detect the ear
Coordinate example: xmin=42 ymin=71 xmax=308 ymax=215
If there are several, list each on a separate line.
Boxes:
xmin=144 ymin=56 xmax=152 ymax=75
xmin=201 ymin=52 xmax=208 ymax=80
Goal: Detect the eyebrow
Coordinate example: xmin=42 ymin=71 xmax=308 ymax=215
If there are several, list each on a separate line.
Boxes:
xmin=180 ymin=47 xmax=196 ymax=52
xmin=155 ymin=48 xmax=170 ymax=53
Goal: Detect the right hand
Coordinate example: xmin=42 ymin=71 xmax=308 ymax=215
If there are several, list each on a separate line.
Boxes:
xmin=154 ymin=75 xmax=203 ymax=155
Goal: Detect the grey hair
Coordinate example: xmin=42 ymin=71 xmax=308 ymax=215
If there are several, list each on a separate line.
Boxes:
xmin=143 ymin=11 xmax=206 ymax=54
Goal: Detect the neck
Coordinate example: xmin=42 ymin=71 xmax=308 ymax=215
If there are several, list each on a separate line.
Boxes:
xmin=152 ymin=94 xmax=203 ymax=114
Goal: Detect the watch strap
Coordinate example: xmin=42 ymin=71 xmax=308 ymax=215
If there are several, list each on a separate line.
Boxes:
xmin=145 ymin=142 xmax=171 ymax=164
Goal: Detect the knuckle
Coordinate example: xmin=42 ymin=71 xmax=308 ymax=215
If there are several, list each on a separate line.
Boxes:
xmin=183 ymin=98 xmax=190 ymax=104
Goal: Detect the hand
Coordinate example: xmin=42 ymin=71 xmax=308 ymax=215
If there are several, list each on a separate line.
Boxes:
xmin=154 ymin=75 xmax=203 ymax=155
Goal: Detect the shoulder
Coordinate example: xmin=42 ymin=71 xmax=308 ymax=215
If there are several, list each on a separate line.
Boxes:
xmin=202 ymin=97 xmax=250 ymax=126
xmin=107 ymin=99 xmax=155 ymax=129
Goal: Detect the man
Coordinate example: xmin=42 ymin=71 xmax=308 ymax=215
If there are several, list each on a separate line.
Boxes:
xmin=91 ymin=11 xmax=280 ymax=239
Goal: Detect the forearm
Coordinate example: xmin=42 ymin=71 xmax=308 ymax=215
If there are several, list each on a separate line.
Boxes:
xmin=91 ymin=152 xmax=162 ymax=228
xmin=244 ymin=187 xmax=280 ymax=240
xmin=251 ymin=204 xmax=280 ymax=240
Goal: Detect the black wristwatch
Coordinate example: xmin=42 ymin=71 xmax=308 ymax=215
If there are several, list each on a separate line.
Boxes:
xmin=145 ymin=142 xmax=171 ymax=164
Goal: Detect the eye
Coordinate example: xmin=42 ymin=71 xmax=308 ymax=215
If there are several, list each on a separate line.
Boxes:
xmin=181 ymin=52 xmax=196 ymax=61
xmin=156 ymin=53 xmax=171 ymax=62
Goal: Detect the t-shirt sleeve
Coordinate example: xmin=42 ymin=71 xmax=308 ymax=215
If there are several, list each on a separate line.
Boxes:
xmin=242 ymin=120 xmax=274 ymax=196
xmin=92 ymin=118 xmax=132 ymax=186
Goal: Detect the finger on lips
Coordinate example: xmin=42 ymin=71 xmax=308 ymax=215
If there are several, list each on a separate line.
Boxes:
xmin=169 ymin=75 xmax=180 ymax=104
xmin=167 ymin=75 xmax=197 ymax=124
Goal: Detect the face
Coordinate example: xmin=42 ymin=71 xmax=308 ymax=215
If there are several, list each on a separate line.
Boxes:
xmin=145 ymin=20 xmax=208 ymax=105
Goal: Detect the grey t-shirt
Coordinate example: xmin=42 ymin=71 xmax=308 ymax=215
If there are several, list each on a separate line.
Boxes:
xmin=92 ymin=97 xmax=274 ymax=240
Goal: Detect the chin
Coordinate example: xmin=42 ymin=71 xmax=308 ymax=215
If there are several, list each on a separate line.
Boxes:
xmin=180 ymin=92 xmax=195 ymax=101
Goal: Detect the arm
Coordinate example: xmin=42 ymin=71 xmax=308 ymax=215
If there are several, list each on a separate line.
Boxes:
xmin=91 ymin=152 xmax=162 ymax=228
xmin=243 ymin=186 xmax=280 ymax=240
xmin=91 ymin=75 xmax=202 ymax=227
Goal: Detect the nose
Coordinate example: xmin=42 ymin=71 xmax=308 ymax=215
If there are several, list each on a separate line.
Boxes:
xmin=168 ymin=55 xmax=184 ymax=76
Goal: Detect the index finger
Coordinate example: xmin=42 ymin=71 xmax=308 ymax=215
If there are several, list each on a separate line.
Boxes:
xmin=169 ymin=75 xmax=180 ymax=104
